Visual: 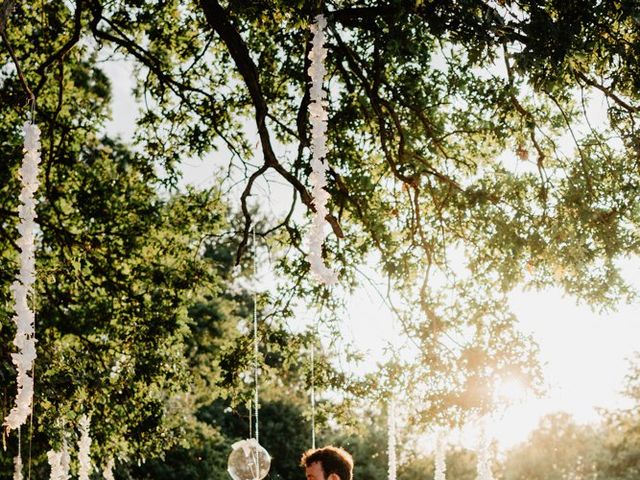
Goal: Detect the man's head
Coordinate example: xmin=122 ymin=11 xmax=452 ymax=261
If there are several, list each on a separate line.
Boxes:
xmin=300 ymin=446 xmax=353 ymax=480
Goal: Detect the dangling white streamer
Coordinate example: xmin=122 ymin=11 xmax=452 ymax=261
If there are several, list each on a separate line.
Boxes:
xmin=4 ymin=122 xmax=41 ymax=432
xmin=13 ymin=455 xmax=23 ymax=480
xmin=103 ymin=458 xmax=115 ymax=480
xmin=78 ymin=415 xmax=93 ymax=480
xmin=476 ymin=418 xmax=494 ymax=480
xmin=307 ymin=14 xmax=337 ymax=285
xmin=434 ymin=432 xmax=446 ymax=480
xmin=387 ymin=397 xmax=397 ymax=480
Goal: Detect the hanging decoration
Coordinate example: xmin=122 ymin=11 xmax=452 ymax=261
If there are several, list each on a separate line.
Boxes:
xmin=387 ymin=397 xmax=397 ymax=480
xmin=13 ymin=428 xmax=23 ymax=480
xmin=78 ymin=415 xmax=93 ymax=480
xmin=13 ymin=455 xmax=23 ymax=480
xmin=476 ymin=418 xmax=494 ymax=480
xmin=434 ymin=432 xmax=446 ymax=480
xmin=103 ymin=458 xmax=115 ymax=480
xmin=4 ymin=122 xmax=41 ymax=432
xmin=310 ymin=338 xmax=316 ymax=449
xmin=47 ymin=443 xmax=71 ymax=480
xmin=227 ymin=439 xmax=272 ymax=480
xmin=227 ymin=230 xmax=271 ymax=480
xmin=306 ymin=13 xmax=338 ymax=286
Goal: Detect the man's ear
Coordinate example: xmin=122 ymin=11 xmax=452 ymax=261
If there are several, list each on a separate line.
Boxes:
xmin=327 ymin=474 xmax=341 ymax=480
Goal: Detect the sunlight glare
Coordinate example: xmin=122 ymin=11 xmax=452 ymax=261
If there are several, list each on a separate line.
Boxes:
xmin=495 ymin=377 xmax=528 ymax=404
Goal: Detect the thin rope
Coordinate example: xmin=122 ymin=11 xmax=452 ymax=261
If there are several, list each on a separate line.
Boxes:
xmin=252 ymin=227 xmax=259 ymax=444
xmin=14 ymin=426 xmax=22 ymax=480
xmin=387 ymin=397 xmax=397 ymax=480
xmin=311 ymin=340 xmax=316 ymax=449
xmin=435 ymin=431 xmax=447 ymax=480
xmin=27 ymin=366 xmax=34 ymax=480
xmin=248 ymin=399 xmax=252 ymax=440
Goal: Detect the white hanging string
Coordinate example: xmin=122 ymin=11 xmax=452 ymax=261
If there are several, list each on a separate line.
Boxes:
xmin=248 ymin=398 xmax=253 ymax=440
xmin=5 ymin=122 xmax=41 ymax=432
xmin=387 ymin=397 xmax=397 ymax=480
xmin=14 ymin=427 xmax=23 ymax=480
xmin=310 ymin=338 xmax=316 ymax=449
xmin=27 ymin=392 xmax=34 ymax=480
xmin=434 ymin=431 xmax=446 ymax=480
xmin=307 ymin=13 xmax=337 ymax=286
xmin=252 ymin=228 xmax=260 ymax=445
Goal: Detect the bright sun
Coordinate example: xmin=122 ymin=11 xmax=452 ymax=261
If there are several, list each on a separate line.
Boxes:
xmin=495 ymin=377 xmax=528 ymax=404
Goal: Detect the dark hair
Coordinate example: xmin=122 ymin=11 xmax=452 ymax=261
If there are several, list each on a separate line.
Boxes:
xmin=300 ymin=446 xmax=353 ymax=480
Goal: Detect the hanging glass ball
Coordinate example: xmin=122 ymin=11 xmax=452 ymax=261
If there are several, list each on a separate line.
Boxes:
xmin=227 ymin=439 xmax=271 ymax=480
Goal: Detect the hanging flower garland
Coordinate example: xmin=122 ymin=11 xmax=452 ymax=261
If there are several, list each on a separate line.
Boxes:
xmin=4 ymin=122 xmax=41 ymax=432
xmin=434 ymin=432 xmax=446 ymax=480
xmin=387 ymin=397 xmax=397 ymax=480
xmin=103 ymin=458 xmax=115 ymax=480
xmin=307 ymin=13 xmax=338 ymax=286
xmin=78 ymin=415 xmax=93 ymax=480
xmin=476 ymin=418 xmax=494 ymax=480
xmin=47 ymin=443 xmax=70 ymax=480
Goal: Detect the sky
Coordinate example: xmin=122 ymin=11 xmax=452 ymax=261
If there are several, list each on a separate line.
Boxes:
xmin=102 ymin=54 xmax=640 ymax=451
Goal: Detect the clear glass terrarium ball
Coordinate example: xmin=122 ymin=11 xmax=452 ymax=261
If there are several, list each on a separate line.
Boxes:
xmin=227 ymin=439 xmax=271 ymax=480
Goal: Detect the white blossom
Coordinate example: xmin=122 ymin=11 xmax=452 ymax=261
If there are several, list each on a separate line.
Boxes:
xmin=61 ymin=440 xmax=71 ymax=479
xmin=306 ymin=14 xmax=338 ymax=285
xmin=476 ymin=419 xmax=494 ymax=480
xmin=13 ymin=455 xmax=23 ymax=480
xmin=5 ymin=123 xmax=41 ymax=431
xmin=103 ymin=458 xmax=115 ymax=480
xmin=78 ymin=414 xmax=93 ymax=480
xmin=435 ymin=432 xmax=446 ymax=480
xmin=47 ymin=447 xmax=70 ymax=480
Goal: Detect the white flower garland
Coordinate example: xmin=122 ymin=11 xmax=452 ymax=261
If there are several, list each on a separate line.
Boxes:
xmin=78 ymin=415 xmax=93 ymax=480
xmin=103 ymin=458 xmax=115 ymax=480
xmin=307 ymin=14 xmax=338 ymax=285
xmin=476 ymin=419 xmax=494 ymax=480
xmin=61 ymin=441 xmax=71 ymax=480
xmin=13 ymin=454 xmax=23 ymax=480
xmin=4 ymin=122 xmax=41 ymax=432
xmin=47 ymin=445 xmax=70 ymax=480
xmin=387 ymin=398 xmax=397 ymax=480
xmin=435 ymin=432 xmax=446 ymax=480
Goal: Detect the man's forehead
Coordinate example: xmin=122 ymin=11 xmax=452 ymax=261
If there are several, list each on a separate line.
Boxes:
xmin=305 ymin=461 xmax=324 ymax=477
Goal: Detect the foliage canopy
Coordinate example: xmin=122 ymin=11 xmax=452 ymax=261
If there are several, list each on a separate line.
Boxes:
xmin=1 ymin=0 xmax=639 ymax=474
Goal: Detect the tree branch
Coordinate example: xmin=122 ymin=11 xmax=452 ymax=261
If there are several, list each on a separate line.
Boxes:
xmin=573 ymin=69 xmax=639 ymax=114
xmin=199 ymin=0 xmax=343 ymax=260
xmin=35 ymin=0 xmax=84 ymax=95
xmin=0 ymin=1 xmax=36 ymax=108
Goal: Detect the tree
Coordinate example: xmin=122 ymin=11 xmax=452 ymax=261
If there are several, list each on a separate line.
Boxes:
xmin=599 ymin=354 xmax=640 ymax=480
xmin=502 ymin=412 xmax=604 ymax=480
xmin=2 ymin=0 xmax=639 ymax=472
